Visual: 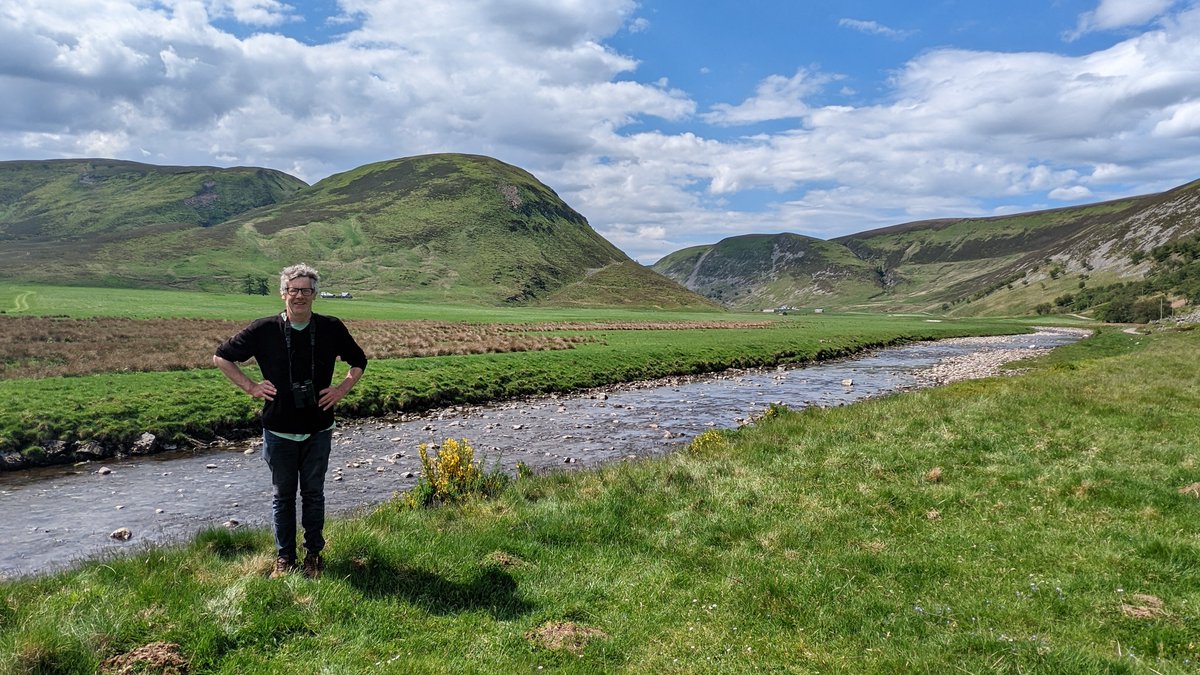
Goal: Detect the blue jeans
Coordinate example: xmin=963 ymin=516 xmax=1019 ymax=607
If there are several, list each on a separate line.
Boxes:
xmin=261 ymin=429 xmax=333 ymax=560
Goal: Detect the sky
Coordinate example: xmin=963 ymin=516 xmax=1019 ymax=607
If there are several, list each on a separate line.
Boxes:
xmin=2 ymin=0 xmax=1199 ymax=263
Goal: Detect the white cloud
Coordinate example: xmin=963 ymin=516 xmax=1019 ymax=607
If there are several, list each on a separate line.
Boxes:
xmin=208 ymin=0 xmax=298 ymax=27
xmin=838 ymin=18 xmax=913 ymax=39
xmin=0 ymin=0 xmax=681 ymax=181
xmin=1153 ymin=100 xmax=1200 ymax=137
xmin=703 ymin=68 xmax=836 ymax=126
xmin=1049 ymin=186 xmax=1094 ymax=201
xmin=577 ymin=4 xmax=1200 ymax=259
xmin=1068 ymin=0 xmax=1178 ymax=39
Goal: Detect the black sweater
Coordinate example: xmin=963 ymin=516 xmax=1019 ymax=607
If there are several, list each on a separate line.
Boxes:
xmin=215 ymin=313 xmax=368 ymax=434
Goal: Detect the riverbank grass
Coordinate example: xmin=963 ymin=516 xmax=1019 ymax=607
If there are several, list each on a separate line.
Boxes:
xmin=3 ymin=327 xmax=1199 ymax=672
xmin=0 ymin=312 xmax=1027 ymax=459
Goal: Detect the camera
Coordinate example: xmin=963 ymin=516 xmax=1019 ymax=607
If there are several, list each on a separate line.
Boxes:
xmin=291 ymin=380 xmax=317 ymax=408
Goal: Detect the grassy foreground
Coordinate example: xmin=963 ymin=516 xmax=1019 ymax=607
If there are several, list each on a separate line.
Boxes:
xmin=3 ymin=327 xmax=1198 ymax=672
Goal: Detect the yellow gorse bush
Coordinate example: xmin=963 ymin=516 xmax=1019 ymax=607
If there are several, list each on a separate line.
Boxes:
xmin=687 ymin=429 xmax=730 ymax=456
xmin=414 ymin=437 xmax=483 ymax=504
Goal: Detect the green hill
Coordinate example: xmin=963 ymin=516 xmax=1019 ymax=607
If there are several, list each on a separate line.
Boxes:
xmin=0 ymin=158 xmax=306 ymax=239
xmin=652 ymin=233 xmax=883 ymax=310
xmin=653 ymin=179 xmax=1200 ymax=316
xmin=0 ymin=159 xmax=307 ymax=286
xmin=0 ymin=154 xmax=713 ymax=308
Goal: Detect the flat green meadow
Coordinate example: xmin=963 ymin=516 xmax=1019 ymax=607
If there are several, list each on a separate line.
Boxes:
xmin=0 ymin=284 xmax=1039 ymax=458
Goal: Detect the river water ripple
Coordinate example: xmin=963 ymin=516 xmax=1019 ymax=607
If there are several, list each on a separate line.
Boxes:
xmin=0 ymin=329 xmax=1084 ymax=578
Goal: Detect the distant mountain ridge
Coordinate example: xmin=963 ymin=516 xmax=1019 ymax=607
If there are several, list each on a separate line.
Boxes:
xmin=653 ymin=179 xmax=1200 ymax=315
xmin=0 ymin=154 xmax=714 ymax=309
xmin=9 ymin=154 xmax=1195 ymax=315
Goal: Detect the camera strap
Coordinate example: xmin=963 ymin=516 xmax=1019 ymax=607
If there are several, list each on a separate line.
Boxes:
xmin=282 ymin=315 xmax=317 ymax=387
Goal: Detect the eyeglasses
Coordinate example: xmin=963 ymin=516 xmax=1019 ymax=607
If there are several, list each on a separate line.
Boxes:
xmin=285 ymin=287 xmax=315 ymax=296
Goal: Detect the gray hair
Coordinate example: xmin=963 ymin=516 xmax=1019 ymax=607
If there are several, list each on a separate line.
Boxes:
xmin=279 ymin=263 xmax=320 ymax=295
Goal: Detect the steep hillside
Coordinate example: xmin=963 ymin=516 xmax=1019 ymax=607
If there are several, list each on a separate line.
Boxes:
xmin=835 ymin=179 xmax=1200 ymax=315
xmin=0 ymin=154 xmax=714 ymax=308
xmin=651 ymin=233 xmax=880 ymax=310
xmin=653 ymin=179 xmax=1200 ymax=316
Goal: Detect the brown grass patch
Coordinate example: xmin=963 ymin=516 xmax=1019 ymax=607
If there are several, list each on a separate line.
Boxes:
xmin=482 ymin=551 xmax=526 ymax=568
xmin=525 ymin=620 xmax=608 ymax=654
xmin=924 ymin=466 xmax=944 ymax=482
xmin=1120 ymin=593 xmax=1166 ymax=620
xmin=0 ymin=317 xmax=774 ymax=380
xmin=1178 ymin=483 xmax=1200 ymax=498
xmin=100 ymin=641 xmax=188 ymax=674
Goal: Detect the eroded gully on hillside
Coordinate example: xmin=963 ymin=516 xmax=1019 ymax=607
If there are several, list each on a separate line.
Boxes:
xmin=0 ymin=328 xmax=1087 ymax=577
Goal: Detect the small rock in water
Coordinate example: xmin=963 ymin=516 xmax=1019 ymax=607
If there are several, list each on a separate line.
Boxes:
xmin=841 ymin=379 xmax=854 ymax=387
xmin=97 ymin=467 xmax=112 ymax=475
xmin=110 ymin=528 xmax=133 ymax=541
xmin=205 ymin=464 xmax=218 ymax=469
xmin=223 ymin=519 xmax=239 ymax=528
xmin=243 ymin=448 xmax=256 ymax=455
xmin=156 ymin=509 xmax=165 ymax=514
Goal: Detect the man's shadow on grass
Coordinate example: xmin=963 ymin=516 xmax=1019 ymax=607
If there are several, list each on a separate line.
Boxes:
xmin=331 ymin=558 xmax=532 ymax=619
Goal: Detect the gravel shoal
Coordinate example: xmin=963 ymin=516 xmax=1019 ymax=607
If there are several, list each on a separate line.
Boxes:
xmin=911 ymin=327 xmax=1093 ymax=386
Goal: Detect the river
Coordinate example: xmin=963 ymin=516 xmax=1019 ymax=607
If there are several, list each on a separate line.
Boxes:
xmin=0 ymin=328 xmax=1085 ymax=578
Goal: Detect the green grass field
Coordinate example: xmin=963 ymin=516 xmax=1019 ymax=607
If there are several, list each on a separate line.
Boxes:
xmin=0 ymin=283 xmax=729 ymax=322
xmin=2 ymin=326 xmax=1197 ymax=673
xmin=0 ymin=284 xmax=1046 ymax=459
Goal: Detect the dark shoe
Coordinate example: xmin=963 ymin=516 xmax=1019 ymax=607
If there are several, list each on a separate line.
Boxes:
xmin=302 ymin=552 xmax=324 ymax=579
xmin=270 ymin=556 xmax=295 ymax=579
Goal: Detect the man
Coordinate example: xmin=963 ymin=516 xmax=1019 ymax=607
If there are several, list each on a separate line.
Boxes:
xmin=214 ymin=264 xmax=367 ymax=579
